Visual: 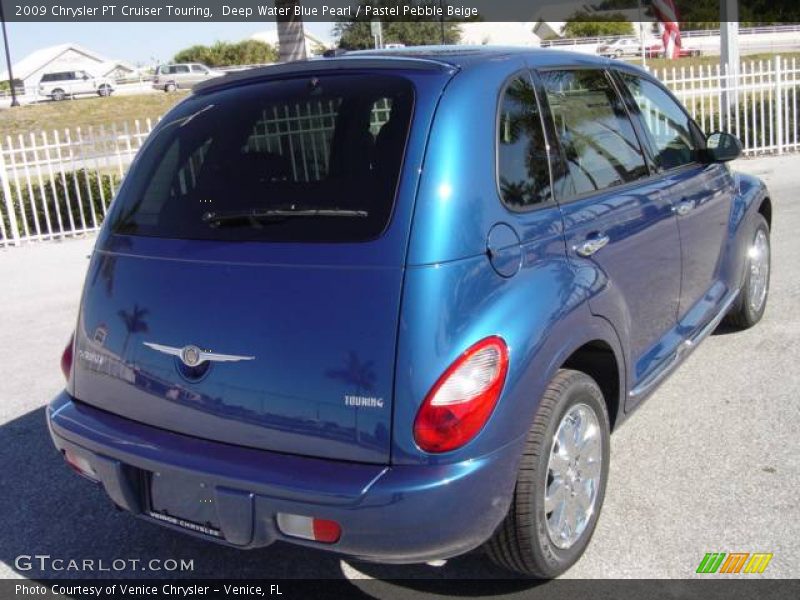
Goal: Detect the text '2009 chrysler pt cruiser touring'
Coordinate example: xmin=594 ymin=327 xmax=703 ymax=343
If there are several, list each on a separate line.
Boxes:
xmin=49 ymin=47 xmax=772 ymax=577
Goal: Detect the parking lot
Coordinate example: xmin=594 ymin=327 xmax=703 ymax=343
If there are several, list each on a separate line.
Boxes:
xmin=0 ymin=154 xmax=797 ymax=583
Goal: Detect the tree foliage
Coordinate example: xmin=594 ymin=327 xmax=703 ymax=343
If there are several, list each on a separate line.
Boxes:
xmin=562 ymin=11 xmax=634 ymax=38
xmin=334 ymin=1 xmax=461 ymax=50
xmin=674 ymin=0 xmax=800 ymax=27
xmin=173 ymin=40 xmax=278 ymax=67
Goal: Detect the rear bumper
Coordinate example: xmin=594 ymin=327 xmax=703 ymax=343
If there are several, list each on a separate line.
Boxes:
xmin=47 ymin=392 xmax=523 ymax=563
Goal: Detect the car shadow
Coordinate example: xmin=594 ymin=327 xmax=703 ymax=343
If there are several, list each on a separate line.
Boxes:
xmin=711 ymin=321 xmax=741 ymax=337
xmin=0 ymin=407 xmax=535 ymax=591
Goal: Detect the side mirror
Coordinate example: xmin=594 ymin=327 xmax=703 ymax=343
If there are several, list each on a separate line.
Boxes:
xmin=704 ymin=132 xmax=743 ymax=163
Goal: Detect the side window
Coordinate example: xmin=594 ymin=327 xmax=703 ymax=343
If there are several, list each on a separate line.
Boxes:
xmin=540 ymin=69 xmax=648 ymax=201
xmin=191 ymin=65 xmax=207 ymax=73
xmin=497 ymin=75 xmax=552 ymax=209
xmin=619 ymin=73 xmax=699 ymax=170
xmin=176 ymin=65 xmax=190 ymax=74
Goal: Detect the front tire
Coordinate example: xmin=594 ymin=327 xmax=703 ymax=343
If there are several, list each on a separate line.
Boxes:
xmin=51 ymin=89 xmax=65 ymax=101
xmin=98 ymin=85 xmax=112 ymax=97
xmin=165 ymin=83 xmax=177 ymax=93
xmin=486 ymin=369 xmax=610 ymax=578
xmin=726 ymin=214 xmax=770 ymax=329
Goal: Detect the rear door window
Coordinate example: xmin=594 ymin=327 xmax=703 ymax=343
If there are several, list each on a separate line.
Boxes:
xmin=110 ymin=74 xmax=414 ymax=242
xmin=496 ymin=75 xmax=552 ymax=209
xmin=540 ymin=69 xmax=649 ymax=201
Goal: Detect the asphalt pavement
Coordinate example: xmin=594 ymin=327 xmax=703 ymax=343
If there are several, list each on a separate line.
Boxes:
xmin=0 ymin=154 xmax=797 ymax=584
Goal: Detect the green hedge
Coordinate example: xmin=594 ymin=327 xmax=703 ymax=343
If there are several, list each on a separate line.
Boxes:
xmin=1 ymin=169 xmax=120 ymax=242
xmin=686 ymin=88 xmax=800 ymax=148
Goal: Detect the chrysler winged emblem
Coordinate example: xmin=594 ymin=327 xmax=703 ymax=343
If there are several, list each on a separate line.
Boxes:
xmin=143 ymin=342 xmax=255 ymax=367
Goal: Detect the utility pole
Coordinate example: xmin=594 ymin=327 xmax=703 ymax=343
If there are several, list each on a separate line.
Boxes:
xmin=371 ymin=20 xmax=383 ymax=50
xmin=439 ymin=0 xmax=446 ymax=45
xmin=720 ymin=0 xmax=740 ymax=121
xmin=637 ymin=0 xmax=647 ymax=68
xmin=0 ymin=1 xmax=19 ymax=107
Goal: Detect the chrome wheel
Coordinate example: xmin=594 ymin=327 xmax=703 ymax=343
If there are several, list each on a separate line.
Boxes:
xmin=747 ymin=229 xmax=770 ymax=315
xmin=545 ymin=403 xmax=602 ymax=550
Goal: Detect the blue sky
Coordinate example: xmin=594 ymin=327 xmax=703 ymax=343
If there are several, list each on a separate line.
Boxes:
xmin=5 ymin=22 xmax=338 ymax=66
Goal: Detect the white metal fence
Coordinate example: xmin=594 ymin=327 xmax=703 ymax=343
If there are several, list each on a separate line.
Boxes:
xmin=0 ymin=119 xmax=155 ymax=246
xmin=0 ymin=58 xmax=798 ymax=247
xmin=651 ymin=56 xmax=800 ymax=155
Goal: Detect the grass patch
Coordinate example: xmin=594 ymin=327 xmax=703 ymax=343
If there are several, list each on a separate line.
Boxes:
xmin=625 ymin=51 xmax=800 ymax=72
xmin=0 ymin=91 xmax=190 ymax=140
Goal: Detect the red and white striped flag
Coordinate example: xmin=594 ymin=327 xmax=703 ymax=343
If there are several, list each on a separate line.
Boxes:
xmin=652 ymin=0 xmax=682 ymax=59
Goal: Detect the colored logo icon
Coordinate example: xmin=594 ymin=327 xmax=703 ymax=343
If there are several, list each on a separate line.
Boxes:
xmin=697 ymin=552 xmax=773 ymax=574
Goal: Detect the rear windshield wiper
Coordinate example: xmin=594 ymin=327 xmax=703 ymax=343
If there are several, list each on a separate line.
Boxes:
xmin=202 ymin=207 xmax=369 ymax=226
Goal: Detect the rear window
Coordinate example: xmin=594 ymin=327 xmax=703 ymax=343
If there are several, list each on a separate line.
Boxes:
xmin=110 ymin=74 xmax=414 ymax=242
xmin=42 ymin=72 xmax=69 ymax=82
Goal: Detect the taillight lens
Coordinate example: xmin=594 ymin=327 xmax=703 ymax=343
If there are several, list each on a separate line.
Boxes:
xmin=61 ymin=333 xmax=74 ymax=380
xmin=414 ymin=336 xmax=509 ymax=453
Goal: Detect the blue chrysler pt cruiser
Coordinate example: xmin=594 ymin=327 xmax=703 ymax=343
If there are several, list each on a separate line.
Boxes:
xmin=49 ymin=47 xmax=772 ymax=577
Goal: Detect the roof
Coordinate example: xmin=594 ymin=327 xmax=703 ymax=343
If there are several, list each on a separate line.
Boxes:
xmin=351 ymin=46 xmax=613 ymax=69
xmin=0 ymin=43 xmax=107 ymax=81
xmin=91 ymin=60 xmax=137 ymax=76
xmin=193 ymin=46 xmax=626 ymax=94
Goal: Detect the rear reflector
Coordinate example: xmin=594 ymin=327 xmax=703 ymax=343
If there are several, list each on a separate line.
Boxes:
xmin=276 ymin=513 xmax=341 ymax=544
xmin=60 ymin=333 xmax=74 ymax=381
xmin=414 ymin=336 xmax=509 ymax=453
xmin=63 ymin=449 xmax=99 ymax=482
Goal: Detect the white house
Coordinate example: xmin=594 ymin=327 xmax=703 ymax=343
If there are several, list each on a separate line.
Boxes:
xmin=0 ymin=43 xmax=135 ymax=89
xmin=459 ymin=22 xmax=541 ymax=48
xmin=249 ymin=29 xmax=331 ymax=57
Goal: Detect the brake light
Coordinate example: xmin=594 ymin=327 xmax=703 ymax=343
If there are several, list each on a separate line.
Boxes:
xmin=414 ymin=336 xmax=509 ymax=453
xmin=60 ymin=333 xmax=74 ymax=380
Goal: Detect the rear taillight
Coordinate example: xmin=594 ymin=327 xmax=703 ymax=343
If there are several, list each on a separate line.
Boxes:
xmin=414 ymin=336 xmax=509 ymax=453
xmin=61 ymin=333 xmax=74 ymax=380
xmin=63 ymin=449 xmax=99 ymax=482
xmin=276 ymin=513 xmax=341 ymax=544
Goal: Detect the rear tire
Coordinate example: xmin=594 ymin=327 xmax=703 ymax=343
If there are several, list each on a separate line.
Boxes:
xmin=486 ymin=369 xmax=610 ymax=578
xmin=726 ymin=214 xmax=770 ymax=329
xmin=52 ymin=89 xmax=65 ymax=101
xmin=98 ymin=85 xmax=112 ymax=97
xmin=165 ymin=83 xmax=177 ymax=93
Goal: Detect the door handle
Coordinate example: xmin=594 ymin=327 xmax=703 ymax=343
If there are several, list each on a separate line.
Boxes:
xmin=674 ymin=200 xmax=696 ymax=216
xmin=575 ymin=235 xmax=610 ymax=257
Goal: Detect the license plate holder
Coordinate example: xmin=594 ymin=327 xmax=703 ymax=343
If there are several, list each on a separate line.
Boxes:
xmin=148 ymin=470 xmax=220 ymax=533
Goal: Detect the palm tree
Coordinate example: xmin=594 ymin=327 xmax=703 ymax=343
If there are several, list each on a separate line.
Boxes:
xmin=326 ymin=351 xmax=376 ymax=395
xmin=118 ymin=304 xmax=150 ymax=357
xmin=275 ymin=0 xmax=307 ymax=62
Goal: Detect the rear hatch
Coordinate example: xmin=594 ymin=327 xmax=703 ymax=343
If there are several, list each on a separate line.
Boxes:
xmin=73 ymin=65 xmax=454 ymax=464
